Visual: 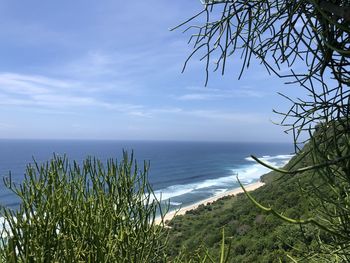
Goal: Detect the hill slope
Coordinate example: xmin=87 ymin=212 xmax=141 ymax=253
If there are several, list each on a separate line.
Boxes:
xmin=166 ymin=152 xmax=320 ymax=262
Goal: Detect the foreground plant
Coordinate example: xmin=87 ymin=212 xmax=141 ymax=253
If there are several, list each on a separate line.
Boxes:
xmin=177 ymin=0 xmax=350 ymax=260
xmin=173 ymin=229 xmax=232 ymax=263
xmin=0 ymin=152 xmax=167 ymax=262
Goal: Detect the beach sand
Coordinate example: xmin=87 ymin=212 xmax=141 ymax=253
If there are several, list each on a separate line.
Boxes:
xmin=155 ymin=181 xmax=265 ymax=225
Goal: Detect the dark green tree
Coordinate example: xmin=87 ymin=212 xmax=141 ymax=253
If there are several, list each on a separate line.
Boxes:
xmin=175 ymin=0 xmax=350 ymax=261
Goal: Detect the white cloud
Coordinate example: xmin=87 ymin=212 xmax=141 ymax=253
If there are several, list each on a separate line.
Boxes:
xmin=62 ymin=51 xmax=117 ymax=77
xmin=150 ymin=107 xmax=183 ymax=114
xmin=0 ymin=72 xmax=143 ymax=114
xmin=61 ymin=47 xmax=183 ymax=80
xmin=178 ymin=93 xmax=213 ymax=101
xmin=187 ymin=110 xmax=265 ymax=123
xmin=177 ymin=86 xmax=263 ymax=101
xmin=144 ymin=107 xmax=265 ymax=124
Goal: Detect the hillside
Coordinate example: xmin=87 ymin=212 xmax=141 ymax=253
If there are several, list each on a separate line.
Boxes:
xmin=166 ymin=151 xmax=322 ymax=262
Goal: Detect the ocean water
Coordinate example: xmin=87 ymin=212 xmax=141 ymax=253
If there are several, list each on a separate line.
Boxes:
xmin=0 ymin=140 xmax=293 ymax=212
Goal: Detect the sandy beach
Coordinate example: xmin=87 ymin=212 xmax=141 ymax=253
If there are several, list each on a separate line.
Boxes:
xmin=155 ymin=180 xmax=265 ymax=225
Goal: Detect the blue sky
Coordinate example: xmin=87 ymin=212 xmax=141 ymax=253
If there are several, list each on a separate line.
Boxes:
xmin=0 ymin=1 xmax=301 ymax=142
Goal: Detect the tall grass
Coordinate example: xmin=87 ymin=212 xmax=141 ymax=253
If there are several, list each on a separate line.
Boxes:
xmin=0 ymin=152 xmax=168 ymax=262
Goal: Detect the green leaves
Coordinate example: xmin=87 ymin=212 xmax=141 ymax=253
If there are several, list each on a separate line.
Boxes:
xmin=0 ymin=152 xmax=168 ymax=263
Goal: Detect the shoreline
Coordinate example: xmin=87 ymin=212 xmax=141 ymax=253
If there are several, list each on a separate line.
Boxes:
xmin=155 ymin=180 xmax=265 ymax=224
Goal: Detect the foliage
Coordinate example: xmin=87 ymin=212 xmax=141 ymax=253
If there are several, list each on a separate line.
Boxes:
xmin=167 ymin=161 xmax=304 ymax=261
xmin=173 ymin=0 xmax=349 ymax=112
xmin=0 ymin=152 xmax=168 ymax=263
xmin=175 ymin=0 xmax=350 ymax=260
xmin=172 ymin=229 xmax=233 ymax=263
xmin=250 ymin=126 xmax=350 ymax=261
xmin=166 ymin=148 xmax=339 ymax=262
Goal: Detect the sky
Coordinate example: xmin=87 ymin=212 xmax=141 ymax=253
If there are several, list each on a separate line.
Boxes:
xmin=0 ymin=1 xmax=302 ymax=142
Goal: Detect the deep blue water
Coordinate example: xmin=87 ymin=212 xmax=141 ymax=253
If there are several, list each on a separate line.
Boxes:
xmin=0 ymin=140 xmax=293 ymax=211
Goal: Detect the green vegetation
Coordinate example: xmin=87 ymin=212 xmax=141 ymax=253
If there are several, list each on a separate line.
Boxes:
xmin=245 ymin=126 xmax=350 ymax=261
xmin=0 ymin=152 xmax=168 ymax=262
xmin=0 ymin=139 xmax=345 ymax=262
xmin=0 ymin=152 xmax=262 ymax=263
xmin=166 ymin=145 xmax=338 ymax=262
xmin=0 ymin=1 xmax=348 ymax=261
xmin=166 ymin=155 xmax=306 ymax=262
xmin=175 ymin=0 xmax=349 ymax=260
xmin=166 ymin=133 xmax=350 ymax=261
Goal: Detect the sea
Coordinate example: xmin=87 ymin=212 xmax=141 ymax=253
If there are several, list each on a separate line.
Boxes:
xmin=0 ymin=140 xmax=293 ymax=213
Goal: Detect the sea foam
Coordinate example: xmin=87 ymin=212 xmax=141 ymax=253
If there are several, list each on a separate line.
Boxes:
xmin=154 ymin=154 xmax=293 ymax=202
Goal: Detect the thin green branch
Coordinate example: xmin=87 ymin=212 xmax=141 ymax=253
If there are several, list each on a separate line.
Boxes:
xmin=237 ymin=176 xmax=345 ymax=238
xmin=250 ymin=154 xmax=350 ymax=175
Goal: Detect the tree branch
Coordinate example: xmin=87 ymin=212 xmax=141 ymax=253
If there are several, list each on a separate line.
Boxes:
xmin=319 ymin=0 xmax=350 ymax=22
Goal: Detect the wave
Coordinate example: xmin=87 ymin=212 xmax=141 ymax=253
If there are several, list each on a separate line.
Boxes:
xmin=154 ymin=153 xmax=293 ymax=202
xmin=273 ymin=154 xmax=295 ymax=161
xmin=169 ymin=201 xmax=182 ymax=206
xmin=244 ymin=156 xmax=254 ymax=162
xmin=245 ymin=154 xmax=294 ymax=162
xmin=152 ymin=176 xmax=232 ymax=202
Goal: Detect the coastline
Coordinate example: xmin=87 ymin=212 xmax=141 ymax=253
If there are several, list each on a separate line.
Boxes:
xmin=155 ymin=180 xmax=265 ymax=224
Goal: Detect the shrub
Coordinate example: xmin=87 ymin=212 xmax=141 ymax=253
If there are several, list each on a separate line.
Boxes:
xmin=0 ymin=152 xmax=167 ymax=262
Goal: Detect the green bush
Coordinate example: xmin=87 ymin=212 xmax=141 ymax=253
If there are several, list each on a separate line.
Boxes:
xmin=0 ymin=152 xmax=167 ymax=262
